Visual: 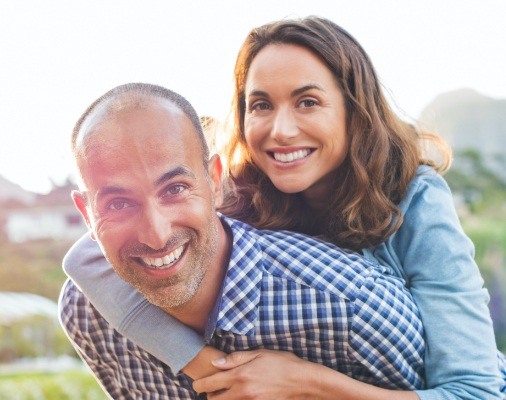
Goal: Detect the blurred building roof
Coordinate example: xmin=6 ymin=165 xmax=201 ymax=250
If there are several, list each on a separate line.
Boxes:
xmin=0 ymin=292 xmax=58 ymax=325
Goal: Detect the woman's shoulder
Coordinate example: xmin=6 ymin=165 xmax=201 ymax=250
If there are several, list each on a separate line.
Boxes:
xmin=398 ymin=165 xmax=452 ymax=217
xmin=410 ymin=164 xmax=449 ymax=191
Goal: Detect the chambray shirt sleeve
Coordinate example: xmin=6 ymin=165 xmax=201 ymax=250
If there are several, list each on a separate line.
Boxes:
xmin=62 ymin=234 xmax=206 ymax=372
xmin=388 ymin=169 xmax=503 ymax=399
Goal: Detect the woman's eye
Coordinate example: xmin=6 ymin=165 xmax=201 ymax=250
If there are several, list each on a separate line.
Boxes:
xmin=299 ymin=99 xmax=317 ymax=108
xmin=107 ymin=200 xmax=131 ymax=211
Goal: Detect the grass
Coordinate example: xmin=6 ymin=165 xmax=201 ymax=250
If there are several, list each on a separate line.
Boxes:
xmin=0 ymin=239 xmax=71 ymax=301
xmin=0 ymin=370 xmax=107 ymax=400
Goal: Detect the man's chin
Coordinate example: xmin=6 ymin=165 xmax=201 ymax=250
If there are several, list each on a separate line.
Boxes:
xmin=141 ymin=286 xmax=194 ymax=310
xmin=114 ymin=252 xmax=206 ymax=310
xmin=124 ymin=273 xmax=194 ymax=310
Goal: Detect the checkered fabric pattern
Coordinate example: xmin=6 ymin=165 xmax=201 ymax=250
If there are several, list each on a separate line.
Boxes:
xmin=60 ymin=215 xmax=425 ymax=399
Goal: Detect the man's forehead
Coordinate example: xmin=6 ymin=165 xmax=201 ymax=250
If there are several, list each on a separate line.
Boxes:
xmin=76 ymin=95 xmax=184 ymax=151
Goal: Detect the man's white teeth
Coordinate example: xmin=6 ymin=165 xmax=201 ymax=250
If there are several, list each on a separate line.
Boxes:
xmin=142 ymin=246 xmax=184 ymax=269
xmin=273 ymin=149 xmax=310 ymax=163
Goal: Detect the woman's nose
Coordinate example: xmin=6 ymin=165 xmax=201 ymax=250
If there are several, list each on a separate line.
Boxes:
xmin=271 ymin=108 xmax=298 ymax=143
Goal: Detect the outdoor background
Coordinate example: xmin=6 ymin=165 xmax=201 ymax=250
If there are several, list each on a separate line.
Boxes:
xmin=0 ymin=1 xmax=505 ymax=398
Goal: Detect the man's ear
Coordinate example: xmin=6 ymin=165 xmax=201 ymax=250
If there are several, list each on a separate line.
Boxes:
xmin=71 ymin=190 xmax=96 ymax=240
xmin=208 ymin=154 xmax=224 ymax=208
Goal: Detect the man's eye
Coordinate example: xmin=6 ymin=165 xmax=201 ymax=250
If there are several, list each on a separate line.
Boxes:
xmin=107 ymin=200 xmax=131 ymax=211
xmin=165 ymin=184 xmax=187 ymax=195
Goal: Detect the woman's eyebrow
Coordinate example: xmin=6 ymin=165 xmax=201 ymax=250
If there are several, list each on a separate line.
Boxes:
xmin=291 ymin=84 xmax=324 ymax=97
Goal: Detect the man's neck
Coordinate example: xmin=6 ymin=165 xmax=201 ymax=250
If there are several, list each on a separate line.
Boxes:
xmin=162 ymin=218 xmax=232 ymax=335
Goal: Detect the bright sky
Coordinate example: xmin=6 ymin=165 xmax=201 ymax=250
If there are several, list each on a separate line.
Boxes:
xmin=1 ymin=0 xmax=505 ymax=194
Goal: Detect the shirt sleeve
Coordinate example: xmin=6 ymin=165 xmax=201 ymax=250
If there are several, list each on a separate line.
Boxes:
xmin=62 ymin=234 xmax=206 ymax=372
xmin=390 ymin=169 xmax=503 ymax=399
xmin=59 ymin=279 xmax=125 ymax=399
xmin=349 ymin=268 xmax=426 ymax=390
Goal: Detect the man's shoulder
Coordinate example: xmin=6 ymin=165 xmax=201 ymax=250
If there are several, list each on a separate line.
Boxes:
xmin=58 ymin=278 xmax=103 ymax=335
xmin=223 ymin=215 xmax=397 ymax=299
xmin=59 ymin=278 xmax=86 ymax=316
xmin=223 ymin=213 xmax=358 ymax=259
xmin=59 ymin=279 xmax=135 ymax=358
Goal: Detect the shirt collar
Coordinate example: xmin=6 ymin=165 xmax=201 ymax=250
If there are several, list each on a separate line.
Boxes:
xmin=207 ymin=215 xmax=264 ymax=336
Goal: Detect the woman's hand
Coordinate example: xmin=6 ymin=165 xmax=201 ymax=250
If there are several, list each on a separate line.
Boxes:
xmin=192 ymin=349 xmax=419 ymax=400
xmin=192 ymin=349 xmax=314 ymax=400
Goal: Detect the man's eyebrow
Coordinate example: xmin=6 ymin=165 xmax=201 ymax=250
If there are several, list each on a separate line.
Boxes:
xmin=155 ymin=166 xmax=197 ymax=187
xmin=94 ymin=167 xmax=196 ymax=200
xmin=96 ymin=186 xmax=130 ymax=200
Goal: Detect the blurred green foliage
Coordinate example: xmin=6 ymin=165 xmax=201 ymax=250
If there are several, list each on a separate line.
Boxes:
xmin=0 ymin=239 xmax=70 ymax=302
xmin=0 ymin=317 xmax=73 ymax=361
xmin=0 ymin=370 xmax=107 ymax=400
xmin=444 ymin=150 xmax=506 ymax=351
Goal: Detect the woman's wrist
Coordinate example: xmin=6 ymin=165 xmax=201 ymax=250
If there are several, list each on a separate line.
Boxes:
xmin=182 ymin=345 xmax=227 ymax=380
xmin=302 ymin=361 xmax=419 ymax=400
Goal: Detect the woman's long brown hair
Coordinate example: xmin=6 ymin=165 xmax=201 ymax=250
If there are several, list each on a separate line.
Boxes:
xmin=219 ymin=16 xmax=451 ymax=251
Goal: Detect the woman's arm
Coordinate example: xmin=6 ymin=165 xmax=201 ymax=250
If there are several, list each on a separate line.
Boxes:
xmin=193 ymin=350 xmax=419 ymax=400
xmin=63 ymin=233 xmax=224 ymax=378
xmin=379 ymin=168 xmax=503 ymax=399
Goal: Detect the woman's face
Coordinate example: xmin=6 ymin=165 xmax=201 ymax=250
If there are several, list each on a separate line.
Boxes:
xmin=243 ymin=43 xmax=349 ymax=206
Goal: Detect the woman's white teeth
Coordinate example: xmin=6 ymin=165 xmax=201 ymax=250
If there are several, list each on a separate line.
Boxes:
xmin=273 ymin=149 xmax=310 ymax=163
xmin=142 ymin=246 xmax=184 ymax=269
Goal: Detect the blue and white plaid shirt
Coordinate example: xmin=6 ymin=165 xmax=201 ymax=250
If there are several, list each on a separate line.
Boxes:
xmin=60 ymin=215 xmax=425 ymax=399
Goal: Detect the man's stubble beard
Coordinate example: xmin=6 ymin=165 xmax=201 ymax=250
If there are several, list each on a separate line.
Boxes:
xmin=112 ymin=218 xmax=220 ymax=310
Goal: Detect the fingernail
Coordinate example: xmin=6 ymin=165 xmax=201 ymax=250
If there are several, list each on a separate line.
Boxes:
xmin=212 ymin=358 xmax=226 ymax=366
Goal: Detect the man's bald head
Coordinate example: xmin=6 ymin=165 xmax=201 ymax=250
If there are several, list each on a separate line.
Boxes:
xmin=72 ymin=83 xmax=209 ymax=164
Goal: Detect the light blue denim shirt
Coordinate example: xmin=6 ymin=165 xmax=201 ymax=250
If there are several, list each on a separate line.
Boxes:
xmin=362 ymin=166 xmax=503 ymax=399
xmin=63 ymin=166 xmax=504 ymax=399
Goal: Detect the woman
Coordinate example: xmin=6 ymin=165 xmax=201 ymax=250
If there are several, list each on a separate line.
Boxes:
xmin=65 ymin=16 xmax=506 ymax=399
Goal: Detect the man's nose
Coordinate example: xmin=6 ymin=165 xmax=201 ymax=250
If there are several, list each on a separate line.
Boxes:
xmin=271 ymin=107 xmax=298 ymax=143
xmin=137 ymin=205 xmax=172 ymax=250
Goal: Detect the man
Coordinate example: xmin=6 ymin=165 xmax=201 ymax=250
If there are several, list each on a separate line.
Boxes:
xmin=59 ymin=83 xmax=425 ymax=398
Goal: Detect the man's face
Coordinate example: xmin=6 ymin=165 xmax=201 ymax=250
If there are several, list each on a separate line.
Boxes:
xmin=74 ymin=100 xmax=222 ymax=310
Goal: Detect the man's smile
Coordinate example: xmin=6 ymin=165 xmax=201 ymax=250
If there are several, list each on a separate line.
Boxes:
xmin=137 ymin=244 xmax=186 ymax=270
